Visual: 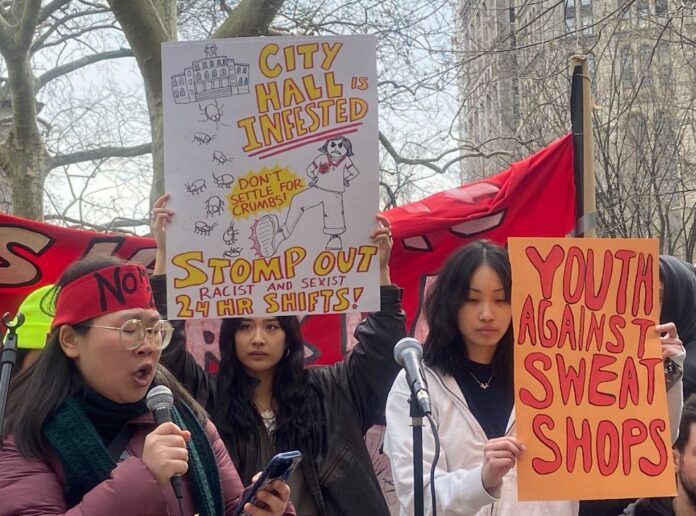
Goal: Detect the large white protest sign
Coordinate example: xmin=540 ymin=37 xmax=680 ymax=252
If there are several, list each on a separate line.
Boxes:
xmin=162 ymin=36 xmax=379 ymax=318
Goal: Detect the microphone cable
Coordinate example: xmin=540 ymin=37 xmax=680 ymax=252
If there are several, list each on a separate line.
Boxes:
xmin=426 ymin=413 xmax=440 ymax=516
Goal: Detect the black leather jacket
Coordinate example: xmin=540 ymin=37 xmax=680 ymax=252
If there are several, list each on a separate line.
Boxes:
xmin=151 ymin=275 xmax=405 ymax=515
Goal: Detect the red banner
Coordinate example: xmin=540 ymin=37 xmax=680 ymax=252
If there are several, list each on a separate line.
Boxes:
xmin=0 ymin=134 xmax=575 ymax=370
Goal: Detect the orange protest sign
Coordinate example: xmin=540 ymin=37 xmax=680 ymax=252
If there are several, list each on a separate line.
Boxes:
xmin=509 ymin=237 xmax=676 ymax=501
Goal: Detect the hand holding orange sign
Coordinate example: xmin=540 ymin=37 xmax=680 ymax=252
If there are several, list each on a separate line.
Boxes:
xmin=510 ymin=238 xmax=675 ymax=501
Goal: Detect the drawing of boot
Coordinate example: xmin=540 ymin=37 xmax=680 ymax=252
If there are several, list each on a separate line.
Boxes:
xmin=326 ymin=235 xmax=343 ymax=250
xmin=253 ymin=214 xmax=284 ymax=257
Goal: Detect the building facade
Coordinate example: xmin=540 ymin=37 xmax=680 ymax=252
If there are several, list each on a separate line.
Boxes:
xmin=457 ymin=0 xmax=696 ymax=255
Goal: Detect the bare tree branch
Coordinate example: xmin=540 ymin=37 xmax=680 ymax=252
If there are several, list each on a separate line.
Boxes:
xmin=50 ymin=142 xmax=152 ymax=168
xmin=36 ymin=48 xmax=133 ymax=89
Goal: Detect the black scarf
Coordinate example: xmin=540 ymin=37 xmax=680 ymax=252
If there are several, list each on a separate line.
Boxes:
xmin=43 ymin=392 xmax=224 ymax=514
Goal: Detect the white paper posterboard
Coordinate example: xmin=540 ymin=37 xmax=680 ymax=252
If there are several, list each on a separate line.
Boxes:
xmin=162 ymin=36 xmax=379 ymax=319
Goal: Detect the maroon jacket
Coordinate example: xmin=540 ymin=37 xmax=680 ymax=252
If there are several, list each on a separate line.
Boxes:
xmin=0 ymin=413 xmax=295 ymax=516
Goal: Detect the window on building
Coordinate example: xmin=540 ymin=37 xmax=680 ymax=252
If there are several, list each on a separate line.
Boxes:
xmin=204 ymin=71 xmax=209 ymax=79
xmin=621 ymin=48 xmax=634 ymax=89
xmin=202 ymin=61 xmax=208 ymax=69
xmin=655 ymin=0 xmax=667 ymax=15
xmin=212 ymin=69 xmax=217 ymax=78
xmin=639 ymin=45 xmax=652 ymax=69
xmin=486 ymin=94 xmax=493 ymax=127
xmin=587 ymin=55 xmax=597 ymax=94
xmin=222 ymin=68 xmax=227 ymax=76
xmin=581 ymin=12 xmax=593 ymax=34
xmin=565 ymin=0 xmax=577 ymax=34
xmin=638 ymin=46 xmax=653 ymax=86
xmin=656 ymin=41 xmax=672 ymax=82
xmin=196 ymin=72 xmax=201 ymax=80
xmin=636 ymin=0 xmax=649 ymax=27
xmin=179 ymin=88 xmax=185 ymax=97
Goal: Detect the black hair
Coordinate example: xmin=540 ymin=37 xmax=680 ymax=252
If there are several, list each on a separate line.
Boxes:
xmin=213 ymin=316 xmax=324 ymax=453
xmin=318 ymin=136 xmax=354 ymax=157
xmin=675 ymin=394 xmax=696 ymax=452
xmin=422 ymin=239 xmax=513 ymax=380
xmin=3 ymin=256 xmax=206 ymax=457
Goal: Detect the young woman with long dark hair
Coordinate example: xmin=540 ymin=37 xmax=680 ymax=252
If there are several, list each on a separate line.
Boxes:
xmin=151 ymin=194 xmax=405 ymax=515
xmin=0 ymin=256 xmax=291 ymax=515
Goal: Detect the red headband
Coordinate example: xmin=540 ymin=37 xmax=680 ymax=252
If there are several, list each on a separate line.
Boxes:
xmin=51 ymin=264 xmax=155 ymax=330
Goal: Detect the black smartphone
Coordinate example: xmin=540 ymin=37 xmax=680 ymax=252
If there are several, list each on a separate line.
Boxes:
xmin=233 ymin=450 xmax=302 ymax=516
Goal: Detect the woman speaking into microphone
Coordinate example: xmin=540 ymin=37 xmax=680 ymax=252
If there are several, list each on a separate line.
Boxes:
xmin=0 ymin=257 xmax=292 ymax=516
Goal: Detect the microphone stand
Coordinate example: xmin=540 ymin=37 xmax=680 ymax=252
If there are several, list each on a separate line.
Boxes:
xmin=0 ymin=312 xmax=24 ymax=433
xmin=410 ymin=395 xmax=426 ymax=516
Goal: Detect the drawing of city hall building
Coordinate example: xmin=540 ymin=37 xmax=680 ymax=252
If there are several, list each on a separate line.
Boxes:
xmin=171 ymin=44 xmax=250 ymax=104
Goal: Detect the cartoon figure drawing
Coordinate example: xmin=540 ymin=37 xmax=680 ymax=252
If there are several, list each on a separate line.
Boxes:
xmin=252 ymin=136 xmax=359 ymax=257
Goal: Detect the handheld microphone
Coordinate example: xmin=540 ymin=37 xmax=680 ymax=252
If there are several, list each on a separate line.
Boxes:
xmin=393 ymin=337 xmax=432 ymax=415
xmin=146 ymin=385 xmax=184 ymax=499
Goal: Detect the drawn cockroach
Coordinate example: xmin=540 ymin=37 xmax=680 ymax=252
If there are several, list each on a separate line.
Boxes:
xmin=212 ymin=169 xmax=234 ymax=188
xmin=192 ymin=132 xmax=215 ymax=145
xmin=185 ymin=179 xmax=206 ymax=195
xmin=212 ymin=150 xmax=234 ymax=165
xmin=223 ymin=247 xmax=242 ymax=258
xmin=194 ymin=221 xmax=218 ymax=236
xmin=205 ymin=196 xmax=225 ymax=217
xmin=223 ymin=221 xmax=239 ymax=245
xmin=199 ymin=100 xmax=228 ymax=128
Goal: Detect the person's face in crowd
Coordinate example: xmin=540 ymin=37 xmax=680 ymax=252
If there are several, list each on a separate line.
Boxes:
xmin=676 ymin=422 xmax=696 ymax=508
xmin=59 ymin=308 xmax=163 ymax=403
xmin=235 ymin=317 xmax=287 ymax=379
xmin=457 ymin=264 xmax=512 ymax=362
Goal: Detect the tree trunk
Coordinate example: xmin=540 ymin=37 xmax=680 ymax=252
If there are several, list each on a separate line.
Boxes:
xmin=4 ymin=54 xmax=48 ymax=219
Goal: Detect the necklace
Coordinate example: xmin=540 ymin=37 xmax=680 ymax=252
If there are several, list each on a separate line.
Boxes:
xmin=469 ymin=371 xmax=494 ymax=389
xmin=257 ymin=406 xmax=276 ymax=433
xmin=259 ymin=408 xmax=275 ymax=420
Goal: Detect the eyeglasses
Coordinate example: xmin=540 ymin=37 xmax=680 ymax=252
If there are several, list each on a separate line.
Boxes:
xmin=83 ymin=319 xmax=174 ymax=350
